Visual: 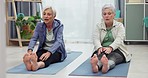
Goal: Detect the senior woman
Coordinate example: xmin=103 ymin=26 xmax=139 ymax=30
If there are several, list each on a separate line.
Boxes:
xmin=90 ymin=4 xmax=131 ymax=73
xmin=23 ymin=6 xmax=67 ymax=71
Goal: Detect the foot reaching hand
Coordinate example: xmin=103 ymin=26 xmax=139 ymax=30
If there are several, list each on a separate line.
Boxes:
xmin=30 ymin=53 xmax=38 ymax=71
xmin=23 ymin=53 xmax=32 ymax=71
xmin=101 ymin=54 xmax=109 ymax=73
xmin=90 ymin=54 xmax=99 ymax=73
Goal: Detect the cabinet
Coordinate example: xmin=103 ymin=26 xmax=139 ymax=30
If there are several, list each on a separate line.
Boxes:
xmin=125 ymin=0 xmax=148 ymax=42
xmin=5 ymin=0 xmax=42 ymax=47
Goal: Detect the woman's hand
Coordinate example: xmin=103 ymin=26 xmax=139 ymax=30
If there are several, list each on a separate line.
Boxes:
xmin=27 ymin=50 xmax=32 ymax=55
xmin=97 ymin=47 xmax=104 ymax=55
xmin=103 ymin=47 xmax=113 ymax=54
xmin=39 ymin=52 xmax=51 ymax=61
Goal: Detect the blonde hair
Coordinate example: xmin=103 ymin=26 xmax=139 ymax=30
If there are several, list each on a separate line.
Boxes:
xmin=43 ymin=6 xmax=56 ymax=17
xmin=102 ymin=4 xmax=116 ymax=15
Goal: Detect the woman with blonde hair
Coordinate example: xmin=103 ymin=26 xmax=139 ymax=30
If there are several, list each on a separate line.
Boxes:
xmin=23 ymin=6 xmax=67 ymax=71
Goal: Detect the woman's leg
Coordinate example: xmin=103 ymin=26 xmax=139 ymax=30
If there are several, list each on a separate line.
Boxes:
xmin=31 ymin=49 xmax=62 ymax=70
xmin=90 ymin=54 xmax=99 ymax=73
xmin=23 ymin=53 xmax=32 ymax=71
xmin=90 ymin=51 xmax=104 ymax=73
xmin=30 ymin=53 xmax=45 ymax=71
xmin=29 ymin=49 xmax=47 ymax=71
xmin=43 ymin=51 xmax=61 ymax=67
xmin=105 ymin=49 xmax=125 ymax=72
xmin=100 ymin=54 xmax=109 ymax=73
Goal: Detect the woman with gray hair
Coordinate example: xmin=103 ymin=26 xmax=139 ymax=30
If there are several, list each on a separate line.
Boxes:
xmin=90 ymin=4 xmax=131 ymax=73
xmin=23 ymin=6 xmax=67 ymax=71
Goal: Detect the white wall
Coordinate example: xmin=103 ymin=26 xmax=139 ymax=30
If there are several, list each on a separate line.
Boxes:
xmin=0 ymin=0 xmax=6 ymax=78
xmin=42 ymin=0 xmax=115 ymax=42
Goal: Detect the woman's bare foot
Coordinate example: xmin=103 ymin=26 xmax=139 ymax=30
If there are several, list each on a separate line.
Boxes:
xmin=90 ymin=54 xmax=99 ymax=73
xmin=23 ymin=53 xmax=31 ymax=71
xmin=30 ymin=53 xmax=38 ymax=71
xmin=101 ymin=54 xmax=109 ymax=73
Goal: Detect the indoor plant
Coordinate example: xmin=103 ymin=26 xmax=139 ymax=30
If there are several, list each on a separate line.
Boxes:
xmin=15 ymin=13 xmax=41 ymax=39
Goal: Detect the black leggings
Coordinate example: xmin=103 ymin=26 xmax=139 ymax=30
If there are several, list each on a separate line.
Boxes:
xmin=36 ymin=49 xmax=61 ymax=68
xmin=91 ymin=49 xmax=125 ymax=69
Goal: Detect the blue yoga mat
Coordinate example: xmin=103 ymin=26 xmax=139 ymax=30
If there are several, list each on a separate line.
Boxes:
xmin=69 ymin=58 xmax=130 ymax=77
xmin=7 ymin=51 xmax=82 ymax=75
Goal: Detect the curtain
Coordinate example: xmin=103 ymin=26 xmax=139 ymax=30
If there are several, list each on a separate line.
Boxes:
xmin=115 ymin=0 xmax=125 ymax=18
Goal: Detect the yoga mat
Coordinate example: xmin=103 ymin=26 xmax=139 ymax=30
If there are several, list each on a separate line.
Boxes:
xmin=69 ymin=58 xmax=130 ymax=77
xmin=7 ymin=51 xmax=82 ymax=75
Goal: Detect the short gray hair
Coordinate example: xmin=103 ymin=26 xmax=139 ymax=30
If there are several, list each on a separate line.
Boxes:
xmin=102 ymin=4 xmax=116 ymax=14
xmin=43 ymin=6 xmax=56 ymax=17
